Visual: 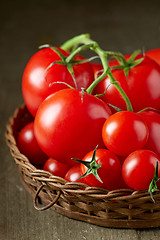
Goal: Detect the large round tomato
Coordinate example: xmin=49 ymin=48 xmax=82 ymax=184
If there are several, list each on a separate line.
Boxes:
xmin=102 ymin=111 xmax=149 ymax=156
xmin=17 ymin=122 xmax=48 ymax=166
xmin=22 ymin=47 xmax=94 ymax=116
xmin=79 ymin=148 xmax=121 ymax=190
xmin=139 ymin=111 xmax=160 ymax=157
xmin=146 ymin=48 xmax=160 ymax=66
xmin=43 ymin=158 xmax=69 ymax=178
xmin=34 ymin=88 xmax=112 ymax=166
xmin=122 ymin=149 xmax=160 ymax=190
xmin=94 ymin=55 xmax=160 ymax=112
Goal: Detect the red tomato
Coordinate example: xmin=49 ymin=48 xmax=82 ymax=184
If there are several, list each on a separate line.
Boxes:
xmin=91 ymin=63 xmax=103 ymax=79
xmin=34 ymin=88 xmax=112 ymax=166
xmin=146 ymin=48 xmax=160 ymax=66
xmin=79 ymin=148 xmax=121 ymax=190
xmin=22 ymin=47 xmax=94 ymax=116
xmin=102 ymin=111 xmax=149 ymax=156
xmin=139 ymin=111 xmax=160 ymax=157
xmin=43 ymin=158 xmax=69 ymax=178
xmin=65 ymin=165 xmax=86 ymax=183
xmin=93 ymin=69 xmax=130 ymax=112
xmin=94 ymin=55 xmax=160 ymax=112
xmin=122 ymin=149 xmax=160 ymax=190
xmin=17 ymin=122 xmax=48 ymax=165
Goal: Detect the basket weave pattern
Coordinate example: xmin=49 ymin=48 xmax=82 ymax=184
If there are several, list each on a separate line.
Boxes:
xmin=5 ymin=105 xmax=160 ymax=228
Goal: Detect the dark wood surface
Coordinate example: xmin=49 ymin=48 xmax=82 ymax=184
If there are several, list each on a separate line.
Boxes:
xmin=1 ymin=0 xmax=160 ymax=239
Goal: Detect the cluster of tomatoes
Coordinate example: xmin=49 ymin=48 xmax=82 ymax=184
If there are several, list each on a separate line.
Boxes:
xmin=17 ymin=35 xmax=160 ymax=193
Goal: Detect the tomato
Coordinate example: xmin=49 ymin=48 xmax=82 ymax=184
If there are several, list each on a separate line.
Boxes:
xmin=122 ymin=149 xmax=160 ymax=190
xmin=93 ymin=69 xmax=130 ymax=112
xmin=139 ymin=111 xmax=160 ymax=157
xmin=43 ymin=158 xmax=69 ymax=178
xmin=94 ymin=55 xmax=160 ymax=112
xmin=146 ymin=48 xmax=160 ymax=66
xmin=34 ymin=88 xmax=112 ymax=166
xmin=22 ymin=47 xmax=94 ymax=116
xmin=65 ymin=165 xmax=86 ymax=183
xmin=79 ymin=148 xmax=121 ymax=190
xmin=17 ymin=122 xmax=48 ymax=166
xmin=102 ymin=111 xmax=149 ymax=156
xmin=91 ymin=63 xmax=103 ymax=79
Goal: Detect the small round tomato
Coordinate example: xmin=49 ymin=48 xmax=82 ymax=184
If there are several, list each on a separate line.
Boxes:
xmin=79 ymin=148 xmax=121 ymax=190
xmin=43 ymin=158 xmax=69 ymax=178
xmin=139 ymin=111 xmax=160 ymax=157
xmin=102 ymin=111 xmax=149 ymax=156
xmin=34 ymin=88 xmax=112 ymax=166
xmin=22 ymin=47 xmax=94 ymax=116
xmin=122 ymin=149 xmax=160 ymax=190
xmin=17 ymin=122 xmax=48 ymax=166
xmin=146 ymin=48 xmax=160 ymax=66
xmin=65 ymin=165 xmax=86 ymax=183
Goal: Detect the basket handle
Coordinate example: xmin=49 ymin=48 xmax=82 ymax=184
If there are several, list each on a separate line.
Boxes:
xmin=34 ymin=184 xmax=61 ymax=211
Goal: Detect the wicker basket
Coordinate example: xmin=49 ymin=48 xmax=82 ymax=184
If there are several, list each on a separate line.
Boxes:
xmin=5 ymin=104 xmax=160 ymax=229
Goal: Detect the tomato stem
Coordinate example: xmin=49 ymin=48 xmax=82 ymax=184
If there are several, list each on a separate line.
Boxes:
xmin=61 ymin=34 xmax=133 ymax=111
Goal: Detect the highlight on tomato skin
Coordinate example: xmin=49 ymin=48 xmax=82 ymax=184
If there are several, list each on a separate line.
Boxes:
xmin=65 ymin=164 xmax=86 ymax=183
xmin=78 ymin=148 xmax=122 ymax=190
xmin=122 ymin=149 xmax=160 ymax=191
xmin=22 ymin=47 xmax=94 ymax=116
xmin=17 ymin=122 xmax=48 ymax=166
xmin=43 ymin=158 xmax=70 ymax=178
xmin=34 ymin=88 xmax=112 ymax=166
xmin=102 ymin=111 xmax=149 ymax=157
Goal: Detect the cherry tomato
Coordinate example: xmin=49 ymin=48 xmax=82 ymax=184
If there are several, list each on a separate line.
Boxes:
xmin=17 ymin=122 xmax=48 ymax=165
xmin=34 ymin=88 xmax=112 ymax=166
xmin=122 ymin=149 xmax=160 ymax=190
xmin=102 ymin=111 xmax=149 ymax=156
xmin=94 ymin=55 xmax=160 ymax=112
xmin=79 ymin=148 xmax=121 ymax=190
xmin=146 ymin=48 xmax=160 ymax=65
xmin=139 ymin=111 xmax=160 ymax=157
xmin=65 ymin=165 xmax=86 ymax=183
xmin=43 ymin=158 xmax=69 ymax=178
xmin=22 ymin=47 xmax=94 ymax=116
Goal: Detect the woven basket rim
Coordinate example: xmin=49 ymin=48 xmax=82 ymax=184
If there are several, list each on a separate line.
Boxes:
xmin=5 ymin=104 xmax=160 ymax=229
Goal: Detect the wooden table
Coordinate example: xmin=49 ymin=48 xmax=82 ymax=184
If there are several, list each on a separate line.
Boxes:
xmin=1 ymin=0 xmax=160 ymax=239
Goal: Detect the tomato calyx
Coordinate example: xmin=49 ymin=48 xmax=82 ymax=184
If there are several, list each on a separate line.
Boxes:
xmin=148 ymin=161 xmax=160 ymax=202
xmin=72 ymin=146 xmax=103 ymax=183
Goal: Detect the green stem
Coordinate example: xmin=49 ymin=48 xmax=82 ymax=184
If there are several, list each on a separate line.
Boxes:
xmin=61 ymin=34 xmax=133 ymax=111
xmin=60 ymin=33 xmax=91 ymax=51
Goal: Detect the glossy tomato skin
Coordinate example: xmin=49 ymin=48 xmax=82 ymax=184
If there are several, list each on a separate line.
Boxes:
xmin=93 ymin=55 xmax=160 ymax=112
xmin=139 ymin=111 xmax=160 ymax=157
xmin=128 ymin=56 xmax=160 ymax=112
xmin=122 ymin=149 xmax=160 ymax=190
xmin=102 ymin=111 xmax=149 ymax=157
xmin=22 ymin=47 xmax=94 ymax=116
xmin=93 ymin=69 xmax=130 ymax=112
xmin=146 ymin=48 xmax=160 ymax=66
xmin=43 ymin=158 xmax=69 ymax=178
xmin=17 ymin=122 xmax=48 ymax=166
xmin=91 ymin=63 xmax=103 ymax=79
xmin=65 ymin=164 xmax=86 ymax=183
xmin=34 ymin=88 xmax=112 ymax=166
xmin=80 ymin=149 xmax=121 ymax=190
